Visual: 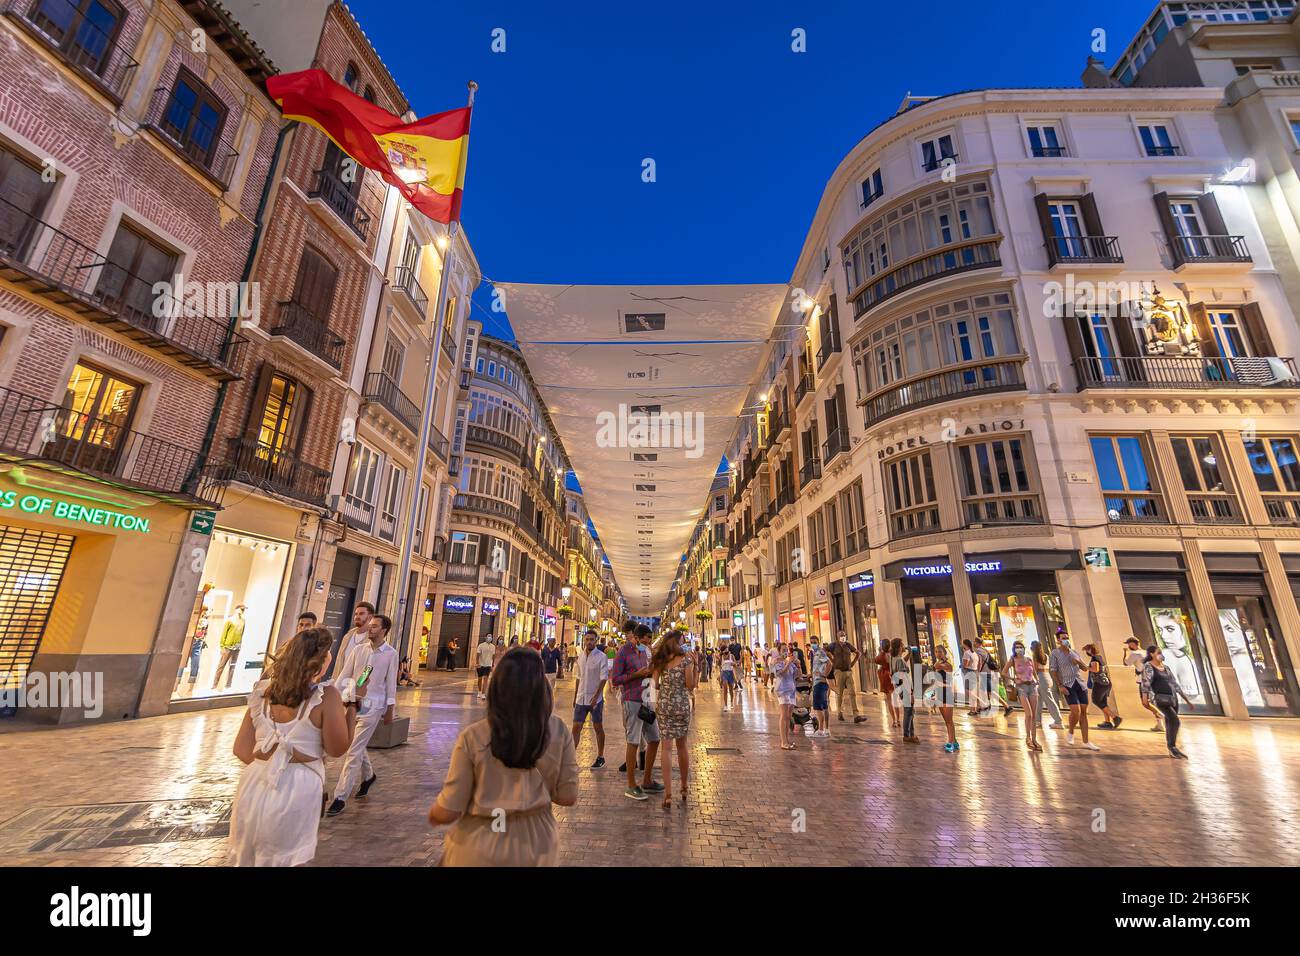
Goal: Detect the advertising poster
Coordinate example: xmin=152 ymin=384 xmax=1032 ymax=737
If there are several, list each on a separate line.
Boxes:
xmin=929 ymin=607 xmax=960 ymax=673
xmin=997 ymin=604 xmax=1040 ymax=659
xmin=1148 ymin=607 xmax=1206 ymax=705
xmin=1217 ymin=608 xmax=1267 ymax=710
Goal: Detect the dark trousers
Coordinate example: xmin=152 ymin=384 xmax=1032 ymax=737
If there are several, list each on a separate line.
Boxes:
xmin=902 ymin=705 xmax=915 ymax=737
xmin=1157 ymin=700 xmax=1180 ymax=750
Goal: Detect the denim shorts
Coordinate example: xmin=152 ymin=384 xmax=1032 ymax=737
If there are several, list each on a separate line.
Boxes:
xmin=1064 ymin=681 xmax=1089 ymax=706
xmin=812 ymin=682 xmax=830 ymax=711
xmin=573 ymin=698 xmax=604 ymax=725
xmin=1016 ymin=682 xmax=1038 ymax=702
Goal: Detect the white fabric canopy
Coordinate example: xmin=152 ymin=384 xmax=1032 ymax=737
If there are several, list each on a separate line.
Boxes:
xmin=500 ymin=283 xmax=789 ymax=616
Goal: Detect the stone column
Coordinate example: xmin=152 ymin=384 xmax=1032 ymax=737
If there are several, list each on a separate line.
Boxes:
xmin=1182 ymin=542 xmax=1248 ymax=719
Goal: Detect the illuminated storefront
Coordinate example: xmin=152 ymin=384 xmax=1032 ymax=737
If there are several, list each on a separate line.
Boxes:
xmin=848 ymin=572 xmax=881 ymax=658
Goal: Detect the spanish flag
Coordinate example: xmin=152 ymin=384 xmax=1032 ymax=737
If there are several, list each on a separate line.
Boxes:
xmin=267 ymin=69 xmax=471 ymax=224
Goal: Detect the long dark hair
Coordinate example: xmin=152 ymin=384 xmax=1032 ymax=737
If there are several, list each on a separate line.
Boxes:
xmin=487 ymin=646 xmax=551 ymax=769
xmin=264 ymin=627 xmax=333 ymax=708
xmin=889 ymin=637 xmax=903 ymax=657
xmin=651 ymin=629 xmax=684 ymax=674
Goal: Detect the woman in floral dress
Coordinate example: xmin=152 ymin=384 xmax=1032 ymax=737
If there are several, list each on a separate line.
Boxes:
xmin=651 ymin=630 xmax=696 ymax=809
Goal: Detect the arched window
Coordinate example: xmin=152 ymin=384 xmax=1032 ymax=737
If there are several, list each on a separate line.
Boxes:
xmin=342 ymin=62 xmax=360 ymax=93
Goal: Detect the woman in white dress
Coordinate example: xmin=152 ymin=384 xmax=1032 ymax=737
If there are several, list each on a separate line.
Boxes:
xmin=229 ymin=626 xmax=353 ymax=866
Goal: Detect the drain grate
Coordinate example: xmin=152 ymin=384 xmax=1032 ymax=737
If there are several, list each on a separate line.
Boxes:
xmin=705 ymin=747 xmax=742 ymax=755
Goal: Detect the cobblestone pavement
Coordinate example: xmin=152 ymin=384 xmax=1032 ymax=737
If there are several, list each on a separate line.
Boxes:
xmin=1 ymin=671 xmax=1298 ymax=866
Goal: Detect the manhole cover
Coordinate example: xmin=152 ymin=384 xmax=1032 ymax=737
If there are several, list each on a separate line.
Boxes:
xmin=705 ymin=747 xmax=742 ymax=755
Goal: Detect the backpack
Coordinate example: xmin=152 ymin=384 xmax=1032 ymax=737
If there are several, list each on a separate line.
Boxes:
xmin=831 ymin=641 xmax=854 ymax=671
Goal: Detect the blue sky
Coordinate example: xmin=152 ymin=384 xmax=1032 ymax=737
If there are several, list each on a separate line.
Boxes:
xmin=350 ymin=0 xmax=1156 ymax=327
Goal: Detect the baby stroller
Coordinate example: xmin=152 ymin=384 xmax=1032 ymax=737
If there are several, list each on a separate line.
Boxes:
xmin=789 ymin=675 xmax=818 ymax=732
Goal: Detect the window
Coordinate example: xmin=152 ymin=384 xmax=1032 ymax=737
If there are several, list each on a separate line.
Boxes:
xmin=1232 ymin=58 xmax=1281 ymax=75
xmin=838 ymin=479 xmax=868 ymax=554
xmin=443 ymin=295 xmax=457 ymax=342
xmin=343 ymin=442 xmax=382 ymax=524
xmin=98 ymin=222 xmax=178 ymax=326
xmin=1138 ymin=122 xmax=1179 ymax=156
xmin=255 ymin=373 xmax=299 ymax=455
xmin=378 ymin=461 xmax=405 ymax=540
xmin=1047 ymin=200 xmax=1084 ymax=256
xmin=920 ymin=133 xmax=957 ymax=171
xmin=342 ymin=62 xmax=360 ymax=92
xmin=450 ymin=530 xmax=480 ymax=565
xmin=0 ymin=146 xmax=57 ymax=259
xmin=883 ymin=450 xmax=940 ymax=538
xmin=55 ymin=361 xmax=139 ymax=472
xmin=956 ymin=436 xmax=1042 ymax=525
xmin=291 ymin=245 xmax=338 ymax=321
xmin=29 ymin=0 xmax=124 ymax=77
xmin=1079 ymin=312 xmax=1121 ymax=378
xmin=1243 ymin=435 xmax=1300 ymax=524
xmin=1291 ymin=115 xmax=1300 ymax=147
xmin=1027 ymin=123 xmax=1065 ymax=157
xmin=1171 ymin=434 xmax=1240 ymax=522
xmin=861 ymin=168 xmax=883 ymax=208
xmin=1205 ymin=309 xmax=1251 ymax=357
xmin=1090 ymin=435 xmax=1164 ymax=522
xmin=160 ymin=68 xmax=227 ymax=166
xmin=415 ymin=484 xmax=430 ymax=551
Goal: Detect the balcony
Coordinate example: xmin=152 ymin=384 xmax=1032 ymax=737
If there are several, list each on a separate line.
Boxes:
xmin=1046 ymin=235 xmax=1123 ymax=268
xmin=795 ymin=371 xmax=815 ymax=405
xmin=3 ymin=0 xmax=138 ymax=103
xmin=776 ymin=485 xmax=794 ymax=511
xmin=799 ymin=456 xmax=821 ymax=486
xmin=922 ymin=152 xmax=959 ymax=172
xmin=339 ymin=493 xmax=374 ymax=532
xmin=851 ymin=237 xmax=1001 ymax=320
xmin=1103 ymin=493 xmax=1167 ymax=525
xmin=428 ymin=423 xmax=450 ymax=462
xmin=142 ymin=85 xmax=239 ymax=188
xmin=363 ymin=371 xmax=420 ymax=433
xmin=821 ymin=427 xmax=848 ymax=464
xmin=1264 ymin=494 xmax=1300 ymax=525
xmin=454 ymin=492 xmax=520 ymax=523
xmin=448 ymin=453 xmax=462 ymax=477
xmin=771 ymin=405 xmax=791 ymax=441
xmin=307 ymin=168 xmax=371 ymax=241
xmin=392 ymin=265 xmax=427 ymax=317
xmin=1031 ymin=146 xmax=1068 ymax=158
xmin=0 ymin=385 xmax=225 ymax=506
xmin=466 ymin=423 xmax=523 ymax=460
xmin=816 ymin=331 xmax=841 ymax=370
xmin=269 ymin=300 xmax=347 ymax=370
xmin=443 ymin=562 xmax=480 ymax=584
xmin=1169 ymin=234 xmax=1250 ymax=268
xmin=1188 ymin=493 xmax=1244 ymax=525
xmin=0 ymin=196 xmax=244 ymax=379
xmin=223 ymin=436 xmax=330 ymax=506
xmin=1073 ymin=355 xmax=1299 ymax=390
xmin=862 ymin=356 xmax=1027 ymax=428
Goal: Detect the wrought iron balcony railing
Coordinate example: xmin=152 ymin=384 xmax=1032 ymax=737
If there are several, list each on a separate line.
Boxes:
xmin=1046 ymin=235 xmax=1122 ymax=267
xmin=862 ymin=357 xmax=1027 ymax=428
xmin=392 ymin=265 xmax=427 ymax=317
xmin=269 ymin=300 xmax=346 ymax=370
xmin=851 ymin=237 xmax=1001 ymax=319
xmin=224 ymin=436 xmax=330 ymax=506
xmin=363 ymin=371 xmax=420 ymax=433
xmin=1169 ymin=234 xmax=1250 ymax=267
xmin=821 ymin=427 xmax=848 ymax=464
xmin=1073 ymin=356 xmax=1299 ymax=390
xmin=799 ymin=456 xmax=821 ymax=486
xmin=307 ymin=168 xmax=371 ymax=241
xmin=3 ymin=0 xmax=138 ymax=102
xmin=795 ymin=371 xmax=815 ymax=404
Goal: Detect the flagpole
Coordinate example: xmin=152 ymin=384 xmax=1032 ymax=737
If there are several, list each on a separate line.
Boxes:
xmin=390 ymin=80 xmax=477 ymax=661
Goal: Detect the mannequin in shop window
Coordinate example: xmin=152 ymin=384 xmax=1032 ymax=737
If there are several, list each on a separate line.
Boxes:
xmin=176 ymin=583 xmax=214 ymax=694
xmin=213 ymin=605 xmax=246 ymax=690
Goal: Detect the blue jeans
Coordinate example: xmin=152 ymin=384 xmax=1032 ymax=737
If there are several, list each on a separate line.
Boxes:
xmin=902 ymin=705 xmax=915 ymax=737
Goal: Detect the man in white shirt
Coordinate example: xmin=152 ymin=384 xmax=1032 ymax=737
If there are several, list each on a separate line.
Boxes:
xmin=1124 ymin=636 xmax=1163 ymax=731
xmin=332 ymin=601 xmax=374 ymax=677
xmin=475 ymin=636 xmax=495 ymax=701
xmin=571 ymin=629 xmax=610 ymax=770
xmin=328 ymin=612 xmax=399 ymax=816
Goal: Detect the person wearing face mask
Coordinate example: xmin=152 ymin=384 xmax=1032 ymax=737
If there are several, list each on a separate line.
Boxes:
xmin=1048 ymin=632 xmax=1099 ymax=751
xmin=1141 ymin=645 xmax=1193 ymax=759
xmin=1003 ymin=640 xmax=1041 ymax=752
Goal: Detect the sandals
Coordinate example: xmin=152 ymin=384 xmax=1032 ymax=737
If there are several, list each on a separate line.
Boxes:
xmin=780 ymin=743 xmax=796 ymax=750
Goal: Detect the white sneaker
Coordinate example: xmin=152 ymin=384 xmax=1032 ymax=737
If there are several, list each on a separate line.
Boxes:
xmin=818 ymin=729 xmax=831 ymax=738
xmin=1067 ymin=733 xmax=1076 ymax=746
xmin=1151 ymin=722 xmax=1164 ymax=732
xmin=1083 ymin=742 xmax=1100 ymax=752
xmin=476 ymin=692 xmax=485 ymax=701
xmin=1049 ymin=722 xmax=1063 ymax=730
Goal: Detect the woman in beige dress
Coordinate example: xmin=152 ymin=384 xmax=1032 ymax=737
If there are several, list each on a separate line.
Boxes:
xmin=429 ymin=646 xmax=578 ymax=865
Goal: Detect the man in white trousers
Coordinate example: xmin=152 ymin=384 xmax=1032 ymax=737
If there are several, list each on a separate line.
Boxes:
xmin=328 ymin=612 xmax=398 ymax=816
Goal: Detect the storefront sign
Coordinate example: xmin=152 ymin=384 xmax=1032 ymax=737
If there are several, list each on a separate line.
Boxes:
xmin=848 ymin=573 xmax=875 ymax=591
xmin=1 ymin=491 xmax=150 ymax=533
xmin=878 ymin=419 xmax=1025 ymax=460
xmin=190 ymin=510 xmax=216 ymax=535
xmin=444 ymin=595 xmax=475 ymax=614
xmin=507 ymin=602 xmax=517 ymax=617
xmin=901 ymin=560 xmax=1003 ymax=578
xmin=482 ymin=598 xmax=501 ymax=616
xmin=732 ymin=610 xmax=745 ymax=626
xmin=1084 ymin=547 xmax=1112 ymax=570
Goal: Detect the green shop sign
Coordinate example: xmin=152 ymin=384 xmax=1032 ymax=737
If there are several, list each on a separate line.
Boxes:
xmin=0 ymin=490 xmax=151 ymax=533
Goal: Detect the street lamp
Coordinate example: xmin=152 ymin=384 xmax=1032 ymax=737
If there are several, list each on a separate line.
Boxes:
xmin=698 ymin=588 xmax=709 ymax=646
xmin=559 ymin=585 xmax=573 ymax=658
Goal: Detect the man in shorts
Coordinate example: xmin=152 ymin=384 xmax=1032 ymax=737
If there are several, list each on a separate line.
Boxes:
xmin=610 ymin=623 xmax=661 ymax=800
xmin=809 ymin=637 xmax=832 ymax=736
xmin=572 ymin=629 xmax=610 ymax=769
xmin=1050 ymin=633 xmax=1099 ymax=751
xmin=474 ymin=636 xmax=495 ymax=701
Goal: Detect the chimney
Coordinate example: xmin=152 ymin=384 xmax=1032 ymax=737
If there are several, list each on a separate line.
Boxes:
xmin=1081 ymin=55 xmax=1118 ymax=89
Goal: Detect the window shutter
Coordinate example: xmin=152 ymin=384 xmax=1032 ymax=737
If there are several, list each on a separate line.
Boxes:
xmin=1079 ymin=193 xmax=1104 ymax=236
xmin=243 ymin=363 xmax=273 ymax=441
xmin=1198 ymin=192 xmax=1229 ymax=237
xmin=1060 ymin=308 xmax=1088 ymax=376
xmin=1033 ymin=193 xmax=1058 ymax=267
xmin=1113 ymin=304 xmax=1144 ymax=358
xmin=1239 ymin=301 xmax=1276 ymax=356
xmin=289 ymin=380 xmax=313 ymax=454
xmin=1188 ymin=302 xmax=1218 ymax=357
xmin=293 ymin=246 xmax=338 ymax=320
xmin=1152 ymin=192 xmax=1183 ymax=266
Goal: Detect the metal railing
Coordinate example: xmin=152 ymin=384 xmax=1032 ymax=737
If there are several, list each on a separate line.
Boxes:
xmin=1169 ymin=234 xmax=1250 ymax=267
xmin=1074 ymin=355 xmax=1299 ymax=390
xmin=392 ymin=265 xmax=427 ymax=316
xmin=1031 ymin=145 xmax=1068 ymax=158
xmin=363 ymin=371 xmax=420 ymax=432
xmin=3 ymin=0 xmax=138 ymax=102
xmin=821 ymin=427 xmax=848 ymax=464
xmin=1264 ymin=494 xmax=1300 ymax=525
xmin=1188 ymin=493 xmax=1244 ymax=525
xmin=851 ymin=237 xmax=1001 ymax=319
xmin=224 ymin=436 xmax=330 ymax=506
xmin=0 ymin=195 xmax=245 ymax=373
xmin=921 ymin=151 xmax=959 ymax=172
xmin=770 ymin=405 xmax=790 ymax=437
xmin=1046 ymin=235 xmax=1122 ymax=266
xmin=428 ymin=423 xmax=450 ymax=462
xmin=444 ymin=563 xmax=479 ymax=584
xmin=795 ymin=371 xmax=815 ymax=404
xmin=308 ymin=168 xmax=371 ymax=241
xmin=339 ymin=493 xmax=374 ymax=532
xmin=142 ymin=85 xmax=239 ymax=188
xmin=0 ymin=385 xmax=224 ymax=504
xmin=799 ymin=456 xmax=821 ymax=486
xmin=269 ymin=300 xmax=346 ymax=369
xmin=1102 ymin=493 xmax=1167 ymax=524
xmin=863 ymin=357 xmax=1026 ymax=427
xmin=466 ymin=423 xmax=523 ymax=459
xmin=453 ymin=492 xmax=520 ymax=523
xmin=816 ymin=331 xmax=841 ymax=370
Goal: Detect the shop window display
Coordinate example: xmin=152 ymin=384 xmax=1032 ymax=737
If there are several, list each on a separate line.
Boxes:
xmin=174 ymin=530 xmax=291 ymax=701
xmin=1216 ymin=595 xmax=1298 ymax=717
xmin=1125 ymin=599 xmax=1220 ymax=715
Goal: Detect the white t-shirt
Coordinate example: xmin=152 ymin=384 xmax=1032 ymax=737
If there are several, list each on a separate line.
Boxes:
xmin=576 ymin=648 xmax=611 ymax=706
xmin=476 ymin=641 xmax=496 ymax=667
xmin=1124 ymin=649 xmax=1146 ymax=674
xmin=961 ymin=649 xmax=975 ymax=670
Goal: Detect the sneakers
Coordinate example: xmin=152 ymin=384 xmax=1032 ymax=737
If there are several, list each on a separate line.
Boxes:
xmin=943 ymin=742 xmax=958 ymax=754
xmin=642 ymin=780 xmax=664 ymax=793
xmin=590 ymin=756 xmax=605 ymax=770
xmin=1097 ymin=721 xmax=1114 ymax=730
xmin=1067 ymin=733 xmax=1076 ymax=746
xmin=1169 ymin=747 xmax=1188 ymax=760
xmin=326 ymin=798 xmax=346 ymax=817
xmin=624 ymin=786 xmax=648 ymax=801
xmin=476 ymin=692 xmax=485 ymax=701
xmin=1049 ymin=722 xmax=1063 ymax=730
xmin=358 ymin=774 xmax=377 ymax=797
xmin=618 ymin=763 xmax=627 ymax=773
xmin=853 ymin=716 xmax=867 ymax=724
xmin=1151 ymin=721 xmax=1165 ymax=732
xmin=1113 ymin=716 xmax=1123 ymax=729
xmin=1082 ymin=742 xmax=1100 ymax=752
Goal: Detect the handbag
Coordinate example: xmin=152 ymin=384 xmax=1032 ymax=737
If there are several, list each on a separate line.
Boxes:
xmin=1153 ymin=693 xmax=1177 ymax=708
xmin=637 ymin=703 xmax=657 ymax=724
